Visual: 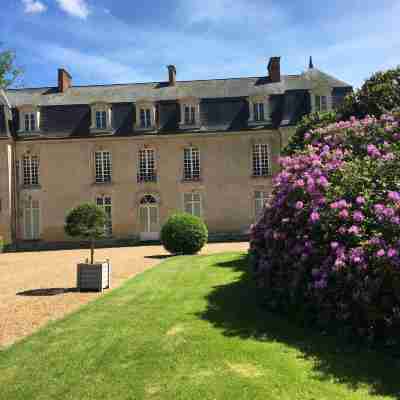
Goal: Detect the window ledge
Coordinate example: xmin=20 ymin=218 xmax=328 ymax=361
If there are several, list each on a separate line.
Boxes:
xmin=251 ymin=175 xmax=272 ymax=179
xmin=93 ymin=181 xmax=113 ymax=186
xmin=21 ymin=184 xmax=42 ymax=190
xmin=181 ymin=178 xmax=202 ymax=183
xmin=248 ymin=120 xmax=271 ymax=127
xmin=90 ymin=128 xmax=114 ymax=135
xmin=179 ymin=123 xmax=201 ymax=130
xmin=134 ymin=126 xmax=157 ymax=133
xmin=137 ymin=179 xmax=158 ymax=184
xmin=18 ymin=130 xmax=42 ymax=137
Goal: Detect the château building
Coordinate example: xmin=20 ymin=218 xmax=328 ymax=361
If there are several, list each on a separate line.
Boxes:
xmin=0 ymin=57 xmax=351 ymax=246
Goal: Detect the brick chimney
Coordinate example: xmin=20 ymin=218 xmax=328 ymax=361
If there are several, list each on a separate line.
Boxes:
xmin=267 ymin=57 xmax=281 ymax=83
xmin=58 ymin=68 xmax=72 ymax=93
xmin=167 ymin=65 xmax=176 ymax=86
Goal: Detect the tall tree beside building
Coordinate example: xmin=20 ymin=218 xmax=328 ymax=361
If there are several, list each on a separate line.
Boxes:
xmin=0 ymin=48 xmax=22 ymax=88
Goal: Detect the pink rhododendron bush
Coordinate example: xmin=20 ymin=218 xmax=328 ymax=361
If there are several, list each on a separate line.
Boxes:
xmin=250 ymin=112 xmax=400 ymax=344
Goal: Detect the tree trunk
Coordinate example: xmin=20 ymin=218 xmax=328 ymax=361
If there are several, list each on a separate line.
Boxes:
xmin=90 ymin=238 xmax=95 ymax=264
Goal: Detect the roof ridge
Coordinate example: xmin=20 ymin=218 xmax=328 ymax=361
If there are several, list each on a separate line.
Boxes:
xmin=6 ymin=75 xmax=301 ymax=92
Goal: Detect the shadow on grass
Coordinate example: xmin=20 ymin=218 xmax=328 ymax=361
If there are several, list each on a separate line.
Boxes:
xmin=17 ymin=288 xmax=79 ymax=296
xmin=198 ymin=255 xmax=400 ymax=399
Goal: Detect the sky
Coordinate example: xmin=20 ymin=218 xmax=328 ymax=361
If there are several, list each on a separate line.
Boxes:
xmin=1 ymin=0 xmax=399 ymax=89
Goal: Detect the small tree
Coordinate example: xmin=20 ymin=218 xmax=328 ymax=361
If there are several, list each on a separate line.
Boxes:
xmin=65 ymin=203 xmax=107 ymax=264
xmin=0 ymin=47 xmax=23 ymax=88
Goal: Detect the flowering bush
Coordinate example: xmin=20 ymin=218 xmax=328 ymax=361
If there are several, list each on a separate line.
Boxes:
xmin=250 ymin=112 xmax=400 ymax=344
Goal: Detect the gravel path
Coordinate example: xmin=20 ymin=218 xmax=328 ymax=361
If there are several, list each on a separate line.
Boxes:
xmin=0 ymin=242 xmax=248 ymax=348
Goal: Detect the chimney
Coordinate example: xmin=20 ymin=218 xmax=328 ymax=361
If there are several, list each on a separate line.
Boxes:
xmin=58 ymin=68 xmax=72 ymax=93
xmin=167 ymin=65 xmax=176 ymax=86
xmin=267 ymin=57 xmax=281 ymax=83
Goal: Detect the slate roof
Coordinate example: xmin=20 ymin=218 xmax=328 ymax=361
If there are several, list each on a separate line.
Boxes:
xmin=0 ymin=68 xmax=352 ymax=139
xmin=4 ymin=69 xmax=350 ymax=107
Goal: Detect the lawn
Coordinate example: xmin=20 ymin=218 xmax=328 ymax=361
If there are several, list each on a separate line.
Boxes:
xmin=0 ymin=252 xmax=399 ymax=399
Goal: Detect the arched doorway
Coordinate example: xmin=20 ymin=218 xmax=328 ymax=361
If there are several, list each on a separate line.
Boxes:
xmin=139 ymin=194 xmax=159 ymax=241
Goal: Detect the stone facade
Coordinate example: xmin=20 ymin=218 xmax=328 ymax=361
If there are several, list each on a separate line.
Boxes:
xmin=0 ymin=58 xmax=352 ymax=245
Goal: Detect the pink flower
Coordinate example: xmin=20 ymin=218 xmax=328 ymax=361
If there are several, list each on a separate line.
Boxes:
xmin=310 ymin=212 xmax=320 ymax=223
xmin=295 ymin=201 xmax=304 ymax=210
xmin=388 ymin=248 xmax=398 ymax=258
xmin=353 ymin=211 xmax=365 ymax=222
xmin=339 ymin=209 xmax=349 ymax=219
xmin=356 ymin=196 xmax=366 ymax=205
xmin=294 ymin=179 xmax=305 ymax=188
xmin=376 ymin=249 xmax=385 ymax=257
xmin=388 ymin=191 xmax=400 ymax=202
xmin=348 ymin=225 xmax=360 ymax=235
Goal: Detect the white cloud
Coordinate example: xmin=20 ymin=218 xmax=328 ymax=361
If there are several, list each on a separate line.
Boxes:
xmin=35 ymin=42 xmax=151 ymax=84
xmin=22 ymin=0 xmax=47 ymax=14
xmin=56 ymin=0 xmax=89 ymax=19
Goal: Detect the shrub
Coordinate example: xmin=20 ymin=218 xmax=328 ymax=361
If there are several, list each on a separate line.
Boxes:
xmin=0 ymin=236 xmax=3 ymax=253
xmin=161 ymin=213 xmax=208 ymax=255
xmin=250 ymin=111 xmax=400 ymax=345
xmin=65 ymin=203 xmax=107 ymax=264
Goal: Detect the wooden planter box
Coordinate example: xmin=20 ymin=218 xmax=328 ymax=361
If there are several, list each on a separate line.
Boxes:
xmin=77 ymin=260 xmax=111 ymax=292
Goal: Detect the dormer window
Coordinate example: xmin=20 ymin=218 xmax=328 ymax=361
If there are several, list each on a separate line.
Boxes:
xmin=253 ymin=103 xmax=265 ymax=121
xmin=90 ymin=103 xmax=112 ymax=132
xmin=18 ymin=106 xmax=40 ymax=134
xmin=248 ymin=96 xmax=270 ymax=126
xmin=314 ymin=95 xmax=328 ymax=112
xmin=95 ymin=110 xmax=107 ymax=129
xmin=179 ymin=98 xmax=200 ymax=129
xmin=135 ymin=100 xmax=156 ymax=131
xmin=184 ymin=105 xmax=196 ymax=125
xmin=140 ymin=108 xmax=152 ymax=129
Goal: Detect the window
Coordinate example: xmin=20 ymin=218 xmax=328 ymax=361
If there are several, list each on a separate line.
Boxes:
xmin=95 ymin=151 xmax=112 ymax=183
xmin=96 ymin=196 xmax=112 ymax=236
xmin=254 ymin=191 xmax=268 ymax=218
xmin=90 ymin=104 xmax=111 ymax=132
xmin=315 ymin=95 xmax=328 ymax=112
xmin=140 ymin=109 xmax=152 ymax=128
xmin=183 ymin=147 xmax=200 ymax=181
xmin=184 ymin=192 xmax=202 ymax=217
xmin=22 ymin=155 xmax=39 ymax=186
xmin=138 ymin=148 xmax=156 ymax=182
xmin=253 ymin=103 xmax=265 ymax=121
xmin=184 ymin=105 xmax=196 ymax=125
xmin=95 ymin=111 xmax=107 ymax=129
xmin=24 ymin=113 xmax=36 ymax=131
xmin=252 ymin=144 xmax=269 ymax=177
xmin=24 ymin=199 xmax=40 ymax=239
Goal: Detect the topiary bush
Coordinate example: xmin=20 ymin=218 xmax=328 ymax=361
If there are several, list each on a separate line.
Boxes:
xmin=65 ymin=203 xmax=107 ymax=264
xmin=250 ymin=111 xmax=400 ymax=345
xmin=161 ymin=213 xmax=208 ymax=255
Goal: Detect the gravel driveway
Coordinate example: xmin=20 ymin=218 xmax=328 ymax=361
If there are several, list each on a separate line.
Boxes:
xmin=0 ymin=242 xmax=248 ymax=348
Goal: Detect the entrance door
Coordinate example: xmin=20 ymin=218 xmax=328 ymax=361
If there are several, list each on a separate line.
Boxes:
xmin=139 ymin=195 xmax=159 ymax=241
xmin=24 ymin=199 xmax=40 ymax=240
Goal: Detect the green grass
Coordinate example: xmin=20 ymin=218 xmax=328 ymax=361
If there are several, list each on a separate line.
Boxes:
xmin=1 ymin=252 xmax=399 ymax=399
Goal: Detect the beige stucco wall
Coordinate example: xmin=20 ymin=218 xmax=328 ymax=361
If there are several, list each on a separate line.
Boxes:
xmin=0 ymin=140 xmax=13 ymax=243
xmin=14 ymin=129 xmax=280 ymax=242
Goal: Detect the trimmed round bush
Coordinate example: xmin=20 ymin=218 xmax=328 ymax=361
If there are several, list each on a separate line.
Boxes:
xmin=161 ymin=213 xmax=208 ymax=255
xmin=250 ymin=111 xmax=400 ymax=345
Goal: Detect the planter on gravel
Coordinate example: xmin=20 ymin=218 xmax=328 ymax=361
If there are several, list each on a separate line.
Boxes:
xmin=77 ymin=259 xmax=111 ymax=292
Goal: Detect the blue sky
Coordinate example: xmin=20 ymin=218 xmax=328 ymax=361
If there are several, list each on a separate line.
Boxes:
xmin=1 ymin=0 xmax=399 ymax=89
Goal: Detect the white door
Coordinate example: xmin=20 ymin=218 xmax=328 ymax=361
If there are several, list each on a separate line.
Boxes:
xmin=24 ymin=199 xmax=40 ymax=240
xmin=139 ymin=195 xmax=159 ymax=241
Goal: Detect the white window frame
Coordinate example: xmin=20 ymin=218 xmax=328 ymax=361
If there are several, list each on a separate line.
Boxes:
xmin=311 ymin=89 xmax=332 ymax=113
xmin=22 ymin=154 xmax=39 ymax=186
xmin=252 ymin=143 xmax=270 ymax=177
xmin=23 ymin=198 xmax=40 ymax=240
xmin=248 ymin=96 xmax=270 ymax=125
xmin=135 ymin=100 xmax=156 ymax=131
xmin=254 ymin=190 xmax=268 ymax=219
xmin=183 ymin=192 xmax=202 ymax=217
xmin=137 ymin=148 xmax=156 ymax=182
xmin=96 ymin=195 xmax=112 ymax=236
xmin=183 ymin=147 xmax=200 ymax=181
xmin=179 ymin=98 xmax=200 ymax=128
xmin=18 ymin=106 xmax=40 ymax=134
xmin=94 ymin=150 xmax=112 ymax=183
xmin=90 ymin=103 xmax=112 ymax=131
